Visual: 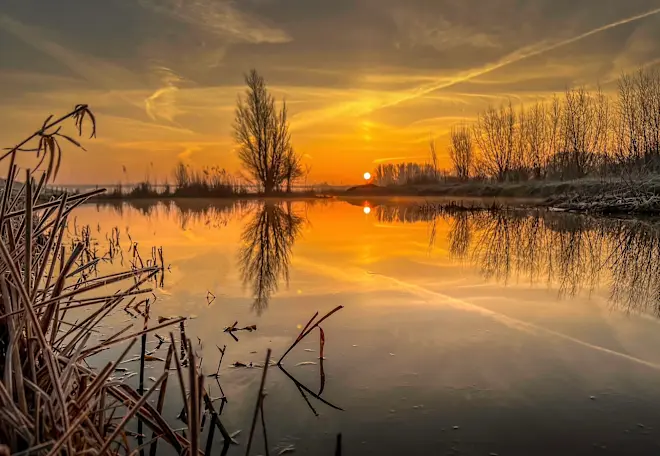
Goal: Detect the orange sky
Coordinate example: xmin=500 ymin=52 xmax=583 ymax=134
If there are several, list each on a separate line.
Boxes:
xmin=1 ymin=1 xmax=660 ymax=184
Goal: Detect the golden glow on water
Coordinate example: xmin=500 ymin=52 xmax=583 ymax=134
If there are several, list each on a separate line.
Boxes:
xmin=75 ymin=198 xmax=660 ymax=335
xmin=71 ymin=198 xmax=660 ymax=455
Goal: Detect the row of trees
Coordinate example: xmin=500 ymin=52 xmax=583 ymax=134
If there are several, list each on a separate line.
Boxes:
xmin=236 ymin=67 xmax=660 ymax=189
xmin=465 ymin=88 xmax=612 ymax=181
xmin=372 ymin=162 xmax=439 ymax=186
xmin=234 ymin=70 xmax=304 ymax=193
xmin=440 ymin=67 xmax=660 ymax=183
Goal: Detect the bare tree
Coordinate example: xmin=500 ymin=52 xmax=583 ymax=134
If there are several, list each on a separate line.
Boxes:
xmin=449 ymin=125 xmax=473 ymax=181
xmin=560 ymin=86 xmax=608 ymax=178
xmin=616 ymin=68 xmax=660 ymax=172
xmin=473 ymin=101 xmax=516 ymax=181
xmin=233 ymin=69 xmax=293 ymax=194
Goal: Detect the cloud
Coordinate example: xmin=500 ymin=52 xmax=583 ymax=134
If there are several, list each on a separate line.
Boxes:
xmin=139 ymin=0 xmax=291 ymax=44
xmin=392 ymin=9 xmax=499 ymax=51
xmin=375 ymin=4 xmax=660 ymax=111
xmin=145 ymin=66 xmax=184 ymax=122
xmin=0 ymin=13 xmax=145 ymax=113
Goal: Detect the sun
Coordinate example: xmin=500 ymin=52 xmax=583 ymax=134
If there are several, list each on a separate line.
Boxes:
xmin=363 ymin=172 xmax=371 ymax=181
xmin=363 ymin=206 xmax=371 ymax=215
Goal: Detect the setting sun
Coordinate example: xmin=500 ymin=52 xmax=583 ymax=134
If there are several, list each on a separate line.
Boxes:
xmin=363 ymin=206 xmax=371 ymax=214
xmin=364 ymin=172 xmax=371 ymax=181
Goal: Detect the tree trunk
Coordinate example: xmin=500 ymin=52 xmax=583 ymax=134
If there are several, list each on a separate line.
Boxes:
xmin=264 ymin=178 xmax=275 ymax=195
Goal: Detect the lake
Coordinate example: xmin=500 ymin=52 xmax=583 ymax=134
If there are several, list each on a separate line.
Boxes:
xmin=75 ymin=197 xmax=660 ymax=455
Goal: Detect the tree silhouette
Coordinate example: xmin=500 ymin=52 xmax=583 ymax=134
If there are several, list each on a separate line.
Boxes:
xmin=233 ymin=70 xmax=303 ymax=194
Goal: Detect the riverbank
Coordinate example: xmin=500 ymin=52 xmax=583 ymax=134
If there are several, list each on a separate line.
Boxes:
xmin=346 ymin=177 xmax=660 ymax=198
xmin=345 ymin=177 xmax=660 ymax=215
xmin=81 ymin=176 xmax=660 ymax=216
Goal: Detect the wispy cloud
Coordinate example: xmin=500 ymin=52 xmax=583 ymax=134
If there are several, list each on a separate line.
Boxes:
xmin=145 ymin=66 xmax=183 ymax=122
xmin=0 ymin=14 xmax=144 ymax=110
xmin=139 ymin=0 xmax=291 ymax=44
xmin=376 ymin=5 xmax=660 ymax=111
xmin=392 ymin=9 xmax=499 ymax=51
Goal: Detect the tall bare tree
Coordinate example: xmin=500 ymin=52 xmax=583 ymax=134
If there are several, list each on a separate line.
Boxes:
xmin=234 ymin=69 xmax=301 ymax=194
xmin=473 ymin=101 xmax=516 ymax=181
xmin=616 ymin=68 xmax=660 ymax=171
xmin=560 ymin=86 xmax=608 ymax=178
xmin=449 ymin=125 xmax=473 ymax=180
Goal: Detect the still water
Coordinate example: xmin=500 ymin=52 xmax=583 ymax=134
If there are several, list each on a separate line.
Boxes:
xmin=76 ymin=197 xmax=660 ymax=455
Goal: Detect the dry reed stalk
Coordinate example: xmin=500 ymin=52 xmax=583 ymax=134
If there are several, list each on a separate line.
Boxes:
xmin=245 ymin=348 xmax=271 ymax=456
xmin=277 ymin=306 xmax=343 ymax=364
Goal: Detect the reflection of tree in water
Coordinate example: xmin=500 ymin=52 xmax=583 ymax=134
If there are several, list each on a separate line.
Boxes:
xmin=468 ymin=212 xmax=604 ymax=297
xmin=455 ymin=211 xmax=660 ymax=315
xmin=374 ymin=201 xmax=660 ymax=316
xmin=97 ymin=199 xmax=252 ymax=229
xmin=375 ymin=205 xmax=439 ymax=224
xmin=239 ymin=202 xmax=305 ymax=313
xmin=448 ymin=212 xmax=471 ymax=259
xmin=607 ymin=222 xmax=660 ymax=314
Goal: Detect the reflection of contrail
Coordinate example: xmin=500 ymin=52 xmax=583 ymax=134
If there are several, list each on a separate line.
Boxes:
xmin=295 ymin=255 xmax=660 ymax=371
xmin=377 ymin=273 xmax=660 ymax=372
xmin=379 ymin=6 xmax=660 ymax=110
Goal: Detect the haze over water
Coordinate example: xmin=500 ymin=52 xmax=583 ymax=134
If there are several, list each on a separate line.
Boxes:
xmin=77 ymin=197 xmax=660 ymax=455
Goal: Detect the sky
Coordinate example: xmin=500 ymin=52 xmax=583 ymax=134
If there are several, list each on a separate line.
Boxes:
xmin=1 ymin=0 xmax=660 ymax=185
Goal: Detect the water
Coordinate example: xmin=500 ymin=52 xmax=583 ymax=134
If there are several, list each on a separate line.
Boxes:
xmin=75 ymin=197 xmax=660 ymax=455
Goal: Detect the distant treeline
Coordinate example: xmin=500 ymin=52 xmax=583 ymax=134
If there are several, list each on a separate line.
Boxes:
xmin=106 ymin=163 xmax=248 ymax=198
xmin=374 ymin=67 xmax=660 ymax=185
xmin=102 ymin=162 xmax=322 ymax=199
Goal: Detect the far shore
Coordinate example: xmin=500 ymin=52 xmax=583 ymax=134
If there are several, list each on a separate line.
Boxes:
xmin=77 ymin=175 xmax=660 ymax=216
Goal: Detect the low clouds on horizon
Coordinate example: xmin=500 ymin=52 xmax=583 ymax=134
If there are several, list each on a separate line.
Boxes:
xmin=1 ymin=0 xmax=660 ymax=184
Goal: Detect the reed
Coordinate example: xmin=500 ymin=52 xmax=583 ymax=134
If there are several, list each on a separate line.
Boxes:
xmin=0 ymin=107 xmax=226 ymax=455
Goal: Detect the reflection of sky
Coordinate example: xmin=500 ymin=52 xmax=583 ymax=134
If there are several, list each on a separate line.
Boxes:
xmin=75 ymin=200 xmax=660 ymax=455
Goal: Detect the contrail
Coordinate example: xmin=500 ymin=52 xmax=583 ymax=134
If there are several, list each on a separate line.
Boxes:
xmin=378 ymin=5 xmax=660 ymax=111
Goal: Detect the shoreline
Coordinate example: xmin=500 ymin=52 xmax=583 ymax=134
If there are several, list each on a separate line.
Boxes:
xmin=81 ymin=176 xmax=660 ymax=216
